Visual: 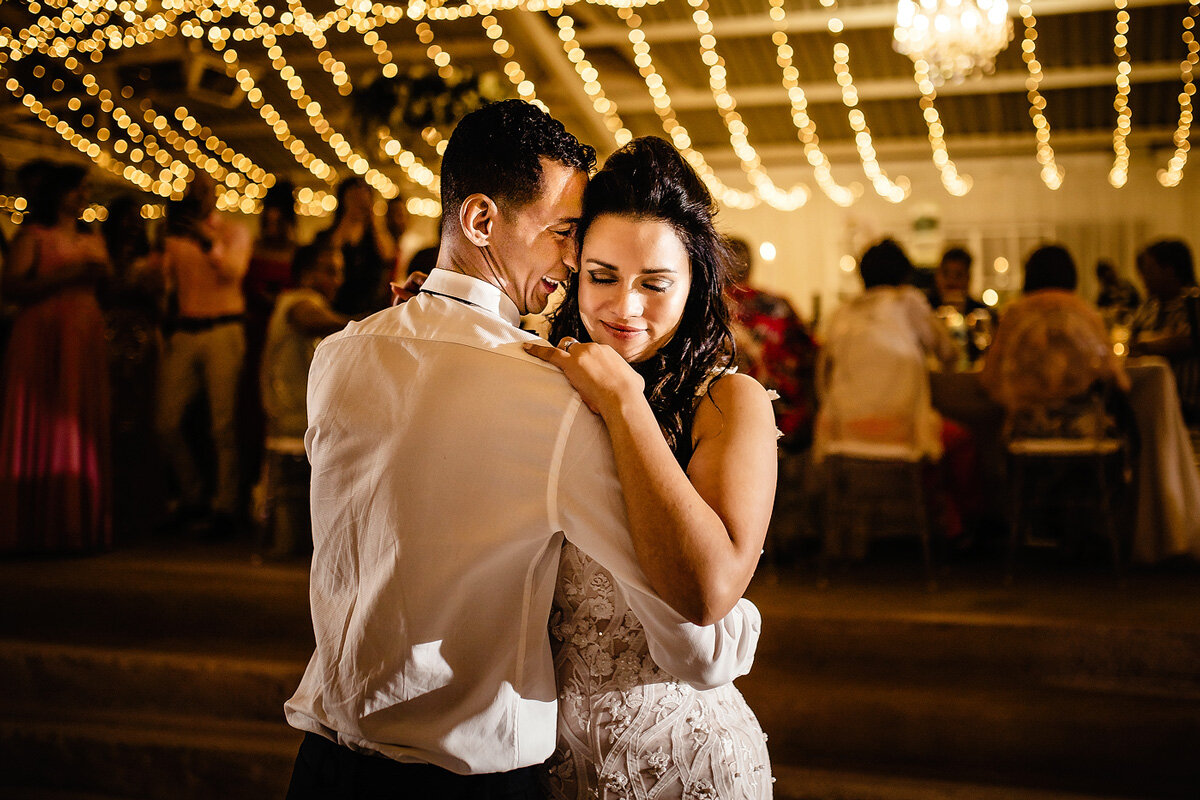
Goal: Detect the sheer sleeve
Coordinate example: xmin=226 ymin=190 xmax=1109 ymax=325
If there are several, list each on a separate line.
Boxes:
xmin=553 ymin=397 xmax=760 ymax=689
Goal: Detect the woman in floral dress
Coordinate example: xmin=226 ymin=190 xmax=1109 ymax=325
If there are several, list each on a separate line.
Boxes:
xmin=528 ymin=137 xmax=777 ymax=799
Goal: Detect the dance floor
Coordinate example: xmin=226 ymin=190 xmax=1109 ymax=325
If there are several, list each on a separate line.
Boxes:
xmin=1 ymin=539 xmax=1197 ymax=799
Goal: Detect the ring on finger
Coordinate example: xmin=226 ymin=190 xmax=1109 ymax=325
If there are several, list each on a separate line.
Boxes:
xmin=560 ymin=338 xmax=578 ymax=353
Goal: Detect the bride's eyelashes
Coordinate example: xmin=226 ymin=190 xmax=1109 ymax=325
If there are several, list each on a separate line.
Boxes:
xmin=583 ymin=271 xmax=673 ymax=293
xmin=584 ymin=270 xmax=617 ymax=285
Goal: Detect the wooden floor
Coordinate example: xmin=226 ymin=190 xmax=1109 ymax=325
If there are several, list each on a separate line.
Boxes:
xmin=1 ymin=538 xmax=1198 ymax=799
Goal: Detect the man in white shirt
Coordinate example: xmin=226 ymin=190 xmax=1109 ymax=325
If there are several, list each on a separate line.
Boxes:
xmin=157 ymin=173 xmax=253 ymax=538
xmin=284 ymin=101 xmax=760 ymax=798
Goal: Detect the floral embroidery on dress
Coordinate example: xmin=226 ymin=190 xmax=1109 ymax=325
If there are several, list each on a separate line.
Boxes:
xmin=685 ymin=779 xmax=719 ymax=800
xmin=645 ymin=747 xmax=672 ymax=778
xmin=543 ymin=542 xmax=772 ymax=800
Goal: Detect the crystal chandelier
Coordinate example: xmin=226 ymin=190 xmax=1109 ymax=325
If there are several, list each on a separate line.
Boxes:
xmin=893 ymin=0 xmax=1014 ymax=84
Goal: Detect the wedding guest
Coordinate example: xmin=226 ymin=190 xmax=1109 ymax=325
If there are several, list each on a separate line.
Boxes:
xmin=407 ymin=242 xmax=438 ymax=277
xmin=257 ymin=237 xmax=348 ymax=559
xmin=982 ymin=245 xmax=1130 ymax=438
xmin=927 ymin=247 xmax=989 ymax=316
xmin=816 ymin=239 xmax=957 ymax=460
xmin=324 ymin=176 xmax=395 ymax=316
xmin=1131 ymin=240 xmax=1199 ymax=421
xmin=928 ymin=247 xmax=995 ymax=362
xmin=726 ymin=236 xmax=818 ymax=452
xmin=239 ymin=180 xmax=298 ymax=512
xmin=0 ymin=162 xmax=113 ymax=553
xmin=0 ymin=154 xmax=8 ymax=261
xmin=244 ymin=180 xmax=298 ymax=318
xmin=103 ymin=195 xmax=167 ymax=539
xmin=385 ymin=194 xmax=408 ymax=279
xmin=815 ymin=239 xmax=975 ymax=538
xmin=406 ymin=220 xmax=443 ymax=279
xmin=1096 ymin=259 xmax=1141 ymax=313
xmin=156 ymin=173 xmax=252 ymax=538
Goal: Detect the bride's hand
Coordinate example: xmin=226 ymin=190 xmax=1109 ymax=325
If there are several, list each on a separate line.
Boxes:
xmin=523 ymin=337 xmax=645 ymax=417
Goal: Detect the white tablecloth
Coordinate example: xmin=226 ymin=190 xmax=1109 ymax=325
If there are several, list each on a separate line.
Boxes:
xmin=1126 ymin=357 xmax=1200 ymax=563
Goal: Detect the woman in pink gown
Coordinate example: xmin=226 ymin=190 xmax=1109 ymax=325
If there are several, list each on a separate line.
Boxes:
xmin=0 ymin=162 xmax=113 ymax=553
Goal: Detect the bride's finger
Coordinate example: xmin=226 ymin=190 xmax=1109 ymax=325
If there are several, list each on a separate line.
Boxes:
xmin=523 ymin=341 xmax=566 ymax=365
xmin=556 ymin=336 xmax=579 ymax=354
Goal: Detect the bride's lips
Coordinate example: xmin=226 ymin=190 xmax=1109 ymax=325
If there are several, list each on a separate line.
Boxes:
xmin=600 ymin=320 xmax=646 ymax=340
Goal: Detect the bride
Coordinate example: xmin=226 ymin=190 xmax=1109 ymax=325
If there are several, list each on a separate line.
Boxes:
xmin=525 ymin=136 xmax=778 ymax=799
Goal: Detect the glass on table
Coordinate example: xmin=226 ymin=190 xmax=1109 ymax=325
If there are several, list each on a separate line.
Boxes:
xmin=965 ymin=308 xmax=993 ymax=356
xmin=934 ymin=304 xmax=969 ymax=368
xmin=1103 ymin=307 xmax=1133 ymax=357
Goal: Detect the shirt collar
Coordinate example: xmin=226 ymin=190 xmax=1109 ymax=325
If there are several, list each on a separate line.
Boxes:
xmin=421 ymin=268 xmax=522 ymax=328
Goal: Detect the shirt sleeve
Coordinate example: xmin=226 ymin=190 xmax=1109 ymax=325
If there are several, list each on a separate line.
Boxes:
xmin=552 ymin=397 xmax=761 ymax=690
xmin=906 ymin=288 xmax=958 ymax=363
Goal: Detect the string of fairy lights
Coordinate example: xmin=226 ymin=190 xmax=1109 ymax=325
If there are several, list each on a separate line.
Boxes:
xmin=0 ymin=0 xmax=1194 ymax=224
xmin=910 ymin=58 xmax=972 ymax=197
xmin=1109 ymin=0 xmax=1132 ymax=188
xmin=766 ymin=0 xmax=858 ymax=207
xmin=1158 ymin=0 xmax=1199 ymax=187
xmin=1018 ymin=2 xmax=1065 ymax=190
xmin=548 ymin=7 xmax=632 ymax=147
xmin=614 ymin=6 xmax=763 ymax=210
xmin=684 ymin=0 xmax=809 ymax=211
xmin=823 ymin=0 xmax=910 ymax=203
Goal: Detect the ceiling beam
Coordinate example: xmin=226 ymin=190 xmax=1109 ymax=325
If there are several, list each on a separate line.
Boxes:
xmin=613 ymin=61 xmax=1185 ymax=113
xmin=113 ymin=56 xmax=1183 ymax=140
xmin=576 ymin=0 xmax=1183 ymax=47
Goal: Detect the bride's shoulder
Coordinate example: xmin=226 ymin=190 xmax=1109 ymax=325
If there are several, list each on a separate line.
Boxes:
xmin=706 ymin=370 xmax=771 ymax=403
xmin=694 ymin=371 xmax=776 ymax=436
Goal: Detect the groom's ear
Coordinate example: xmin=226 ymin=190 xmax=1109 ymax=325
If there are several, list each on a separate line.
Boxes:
xmin=460 ymin=193 xmax=498 ymax=248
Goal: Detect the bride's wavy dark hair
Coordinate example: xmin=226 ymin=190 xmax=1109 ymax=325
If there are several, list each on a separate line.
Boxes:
xmin=550 ymin=136 xmax=736 ymax=464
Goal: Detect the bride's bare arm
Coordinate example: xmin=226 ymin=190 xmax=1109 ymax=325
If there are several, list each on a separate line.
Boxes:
xmin=525 ymin=339 xmax=777 ymax=625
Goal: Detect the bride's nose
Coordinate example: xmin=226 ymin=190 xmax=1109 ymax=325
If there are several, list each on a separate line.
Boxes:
xmin=615 ymin=288 xmax=644 ymax=318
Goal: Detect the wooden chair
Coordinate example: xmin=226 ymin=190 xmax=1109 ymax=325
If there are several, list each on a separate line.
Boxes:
xmin=822 ymin=442 xmax=937 ymax=591
xmin=1004 ymin=392 xmax=1131 ymax=582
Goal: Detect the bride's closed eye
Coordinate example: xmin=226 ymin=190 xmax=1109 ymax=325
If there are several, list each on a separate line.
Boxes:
xmin=584 ymin=271 xmax=617 ymax=285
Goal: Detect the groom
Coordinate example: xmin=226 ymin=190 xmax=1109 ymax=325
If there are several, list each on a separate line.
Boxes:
xmin=284 ymin=100 xmax=758 ymax=798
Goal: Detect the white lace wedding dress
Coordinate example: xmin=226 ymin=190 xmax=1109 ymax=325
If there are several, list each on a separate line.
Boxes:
xmin=542 ymin=541 xmax=773 ymax=800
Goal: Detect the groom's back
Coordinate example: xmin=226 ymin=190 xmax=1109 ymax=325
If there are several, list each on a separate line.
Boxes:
xmin=286 ymin=288 xmax=616 ymax=774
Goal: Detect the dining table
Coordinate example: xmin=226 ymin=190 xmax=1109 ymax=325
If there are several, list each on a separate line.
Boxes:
xmin=929 ymin=356 xmax=1200 ymax=564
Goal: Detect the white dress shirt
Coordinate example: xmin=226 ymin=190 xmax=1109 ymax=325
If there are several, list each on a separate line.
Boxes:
xmin=285 ymin=268 xmax=761 ymax=775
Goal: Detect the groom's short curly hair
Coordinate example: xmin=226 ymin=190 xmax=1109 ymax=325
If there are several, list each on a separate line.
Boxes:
xmin=440 ymin=100 xmax=596 ymax=225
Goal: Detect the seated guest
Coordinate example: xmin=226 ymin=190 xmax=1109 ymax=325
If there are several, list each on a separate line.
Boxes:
xmin=258 ymin=238 xmax=349 ymax=558
xmin=1130 ymin=240 xmax=1199 ymax=422
xmin=1096 ymin=259 xmax=1141 ymax=314
xmin=927 ymin=247 xmax=989 ymax=315
xmin=928 ymin=247 xmax=995 ymax=362
xmin=816 ymin=239 xmax=958 ymax=461
xmin=981 ymin=245 xmax=1130 ymax=438
xmin=726 ymin=237 xmax=818 ymax=452
xmin=815 ymin=239 xmax=973 ymax=537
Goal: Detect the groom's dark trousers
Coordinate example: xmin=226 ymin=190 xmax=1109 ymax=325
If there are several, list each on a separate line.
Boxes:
xmin=286 ymin=732 xmax=543 ymax=799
